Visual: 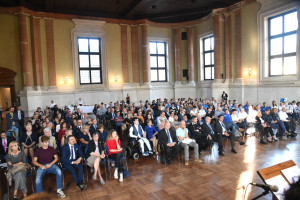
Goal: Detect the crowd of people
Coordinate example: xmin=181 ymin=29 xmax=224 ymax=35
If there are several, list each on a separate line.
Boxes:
xmin=0 ymin=96 xmax=299 ymax=199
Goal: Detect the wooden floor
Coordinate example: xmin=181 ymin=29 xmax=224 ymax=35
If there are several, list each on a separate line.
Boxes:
xmin=1 ymin=119 xmax=300 ymax=200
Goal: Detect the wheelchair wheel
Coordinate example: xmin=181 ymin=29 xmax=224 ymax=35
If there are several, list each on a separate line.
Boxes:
xmin=126 ymin=146 xmax=132 ymax=156
xmin=133 ymin=152 xmax=139 ymax=160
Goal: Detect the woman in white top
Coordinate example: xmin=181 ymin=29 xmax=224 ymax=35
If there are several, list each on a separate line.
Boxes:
xmin=198 ymin=106 xmax=206 ymax=118
xmin=168 ymin=111 xmax=175 ymax=123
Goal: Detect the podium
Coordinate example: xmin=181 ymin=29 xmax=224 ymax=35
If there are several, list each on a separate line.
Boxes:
xmin=256 ymin=160 xmax=299 ymax=200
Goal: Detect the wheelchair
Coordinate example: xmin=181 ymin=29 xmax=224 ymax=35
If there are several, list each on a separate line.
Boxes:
xmin=126 ymin=138 xmax=151 ymax=160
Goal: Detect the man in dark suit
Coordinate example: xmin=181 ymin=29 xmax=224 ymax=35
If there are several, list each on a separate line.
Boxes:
xmin=61 ymin=135 xmax=86 ymax=191
xmin=89 ymin=119 xmax=98 ymax=135
xmin=15 ymin=105 xmax=25 ymax=139
xmin=158 ymin=121 xmax=179 ymax=164
xmin=188 ymin=116 xmax=211 ymax=153
xmin=213 ymin=115 xmax=245 ymax=156
xmin=6 ymin=107 xmax=19 ymax=142
xmin=0 ymin=131 xmax=13 ymax=163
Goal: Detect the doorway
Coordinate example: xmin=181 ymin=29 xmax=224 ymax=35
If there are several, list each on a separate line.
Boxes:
xmin=0 ymin=87 xmax=11 ymax=112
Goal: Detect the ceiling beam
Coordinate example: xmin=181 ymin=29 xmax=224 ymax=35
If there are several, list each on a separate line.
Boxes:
xmin=122 ymin=0 xmax=142 ymax=18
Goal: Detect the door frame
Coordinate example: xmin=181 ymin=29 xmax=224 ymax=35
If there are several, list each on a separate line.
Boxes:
xmin=0 ymin=67 xmax=17 ymax=108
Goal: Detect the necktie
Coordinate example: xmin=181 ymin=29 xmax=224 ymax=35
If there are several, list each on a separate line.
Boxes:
xmin=167 ymin=130 xmax=171 ymax=143
xmin=208 ymin=124 xmax=214 ymax=135
xmin=71 ymin=146 xmax=74 ymax=160
xmin=3 ymin=139 xmax=6 ymax=153
xmin=94 ymin=125 xmax=96 ymax=129
xmin=221 ymin=122 xmax=227 ymax=132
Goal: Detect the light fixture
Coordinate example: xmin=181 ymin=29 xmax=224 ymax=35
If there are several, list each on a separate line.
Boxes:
xmin=63 ymin=76 xmax=70 ymax=84
xmin=244 ymin=68 xmax=253 ymax=76
xmin=113 ymin=75 xmax=120 ymax=82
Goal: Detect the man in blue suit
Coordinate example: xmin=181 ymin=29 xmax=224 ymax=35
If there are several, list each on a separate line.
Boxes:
xmin=6 ymin=107 xmax=19 ymax=142
xmin=61 ymin=135 xmax=86 ymax=191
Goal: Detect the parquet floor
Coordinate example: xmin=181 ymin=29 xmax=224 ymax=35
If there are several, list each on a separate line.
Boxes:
xmin=2 ymin=120 xmax=300 ymax=200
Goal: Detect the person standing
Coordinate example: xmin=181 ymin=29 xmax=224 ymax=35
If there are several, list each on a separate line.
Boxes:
xmin=6 ymin=107 xmax=19 ymax=142
xmin=16 ymin=106 xmax=25 ymax=140
xmin=221 ymin=91 xmax=228 ymax=103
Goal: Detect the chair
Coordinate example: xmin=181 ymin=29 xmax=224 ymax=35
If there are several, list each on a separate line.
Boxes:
xmin=4 ymin=165 xmax=35 ymax=200
xmin=157 ymin=141 xmax=181 ymax=167
xmin=57 ymin=159 xmax=85 ymax=188
xmin=105 ymin=146 xmax=128 ymax=178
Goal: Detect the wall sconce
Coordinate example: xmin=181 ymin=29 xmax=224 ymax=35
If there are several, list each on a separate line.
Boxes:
xmin=244 ymin=68 xmax=254 ymax=76
xmin=113 ymin=75 xmax=120 ymax=82
xmin=63 ymin=76 xmax=71 ymax=84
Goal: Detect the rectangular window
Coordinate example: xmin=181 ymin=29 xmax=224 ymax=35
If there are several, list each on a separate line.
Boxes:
xmin=78 ymin=38 xmax=102 ymax=84
xmin=268 ymin=10 xmax=298 ymax=76
xmin=149 ymin=41 xmax=167 ymax=82
xmin=203 ymin=36 xmax=214 ymax=80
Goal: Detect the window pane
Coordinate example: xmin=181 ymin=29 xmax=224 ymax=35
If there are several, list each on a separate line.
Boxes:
xmin=157 ymin=43 xmax=165 ymax=54
xmin=211 ymin=37 xmax=214 ymax=50
xmin=212 ymin=67 xmax=214 ymax=79
xmin=284 ymin=56 xmax=296 ymax=75
xmin=284 ymin=34 xmax=297 ymax=54
xmin=79 ymin=55 xmax=89 ymax=68
xmin=158 ymin=70 xmax=166 ymax=81
xmin=211 ymin=53 xmax=214 ymax=65
xmin=270 ymin=58 xmax=282 ymax=75
xmin=270 ymin=38 xmax=282 ymax=56
xmin=284 ymin=12 xmax=298 ymax=33
xmin=204 ymin=39 xmax=211 ymax=51
xmin=151 ymin=69 xmax=157 ymax=81
xmin=205 ymin=53 xmax=211 ymax=65
xmin=158 ymin=56 xmax=165 ymax=67
xmin=91 ymin=70 xmax=101 ymax=83
xmin=90 ymin=39 xmax=99 ymax=52
xmin=80 ymin=70 xmax=90 ymax=83
xmin=149 ymin=42 xmax=157 ymax=54
xmin=205 ymin=67 xmax=211 ymax=80
xmin=90 ymin=55 xmax=100 ymax=68
xmin=78 ymin=39 xmax=88 ymax=52
xmin=270 ymin=16 xmax=282 ymax=36
xmin=150 ymin=56 xmax=157 ymax=67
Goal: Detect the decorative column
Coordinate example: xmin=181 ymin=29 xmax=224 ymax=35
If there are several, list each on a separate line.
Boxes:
xmin=174 ymin=28 xmax=181 ymax=82
xmin=30 ymin=16 xmax=44 ymax=87
xmin=141 ymin=24 xmax=149 ymax=84
xmin=235 ymin=8 xmax=242 ymax=79
xmin=224 ymin=13 xmax=232 ymax=80
xmin=187 ymin=27 xmax=195 ymax=83
xmin=45 ymin=18 xmax=57 ymax=87
xmin=120 ymin=24 xmax=129 ymax=84
xmin=213 ymin=15 xmax=221 ymax=80
xmin=130 ymin=25 xmax=140 ymax=84
xmin=18 ymin=14 xmax=32 ymax=89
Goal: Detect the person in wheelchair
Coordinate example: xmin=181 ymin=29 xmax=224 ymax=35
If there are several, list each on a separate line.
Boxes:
xmin=129 ymin=118 xmax=153 ymax=156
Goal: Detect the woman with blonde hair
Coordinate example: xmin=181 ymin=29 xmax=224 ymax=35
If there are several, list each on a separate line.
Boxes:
xmin=21 ymin=124 xmax=36 ymax=162
xmin=6 ymin=141 xmax=28 ymax=199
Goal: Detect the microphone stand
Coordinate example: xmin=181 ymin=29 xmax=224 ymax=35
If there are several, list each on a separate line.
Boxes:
xmin=251 ymin=188 xmax=271 ymax=200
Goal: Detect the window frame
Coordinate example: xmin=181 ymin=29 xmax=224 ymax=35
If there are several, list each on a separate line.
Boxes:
xmin=149 ymin=41 xmax=168 ymax=82
xmin=203 ymin=36 xmax=215 ymax=80
xmin=78 ymin=37 xmax=103 ymax=85
xmin=268 ymin=9 xmax=298 ymax=77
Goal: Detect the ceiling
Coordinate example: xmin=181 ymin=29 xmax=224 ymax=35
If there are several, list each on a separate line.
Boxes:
xmin=0 ymin=0 xmax=242 ymax=23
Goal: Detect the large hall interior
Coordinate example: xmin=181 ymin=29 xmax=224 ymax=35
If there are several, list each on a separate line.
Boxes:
xmin=0 ymin=0 xmax=300 ymax=199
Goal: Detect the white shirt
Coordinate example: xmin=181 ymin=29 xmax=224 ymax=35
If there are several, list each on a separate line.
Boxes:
xmin=168 ymin=116 xmax=174 ymax=123
xmin=231 ymin=114 xmax=239 ymax=122
xmin=157 ymin=116 xmax=167 ymax=126
xmin=68 ymin=144 xmax=76 ymax=160
xmin=238 ymin=112 xmax=248 ymax=120
xmin=50 ymin=102 xmax=56 ymax=108
xmin=199 ymin=110 xmax=206 ymax=118
xmin=78 ymin=100 xmax=84 ymax=105
xmin=190 ymin=110 xmax=198 ymax=116
xmin=278 ymin=111 xmax=288 ymax=121
xmin=219 ymin=121 xmax=226 ymax=134
xmin=129 ymin=124 xmax=144 ymax=138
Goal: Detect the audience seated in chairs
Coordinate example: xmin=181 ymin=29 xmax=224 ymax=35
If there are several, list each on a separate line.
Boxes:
xmin=86 ymin=133 xmax=106 ymax=184
xmin=6 ymin=141 xmax=28 ymax=199
xmin=32 ymin=136 xmax=66 ymax=198
xmin=188 ymin=116 xmax=211 ymax=153
xmin=213 ymin=115 xmax=245 ymax=156
xmin=279 ymin=107 xmax=297 ymax=137
xmin=270 ymin=108 xmax=289 ymax=139
xmin=129 ymin=118 xmax=153 ymax=156
xmin=176 ymin=120 xmax=202 ymax=165
xmin=158 ymin=121 xmax=180 ymax=165
xmin=106 ymin=129 xmax=124 ymax=182
xmin=89 ymin=119 xmax=98 ymax=135
xmin=21 ymin=124 xmax=37 ymax=162
xmin=38 ymin=128 xmax=57 ymax=149
xmin=79 ymin=125 xmax=92 ymax=153
xmin=255 ymin=111 xmax=273 ymax=144
xmin=61 ymin=129 xmax=75 ymax=147
xmin=96 ymin=124 xmax=108 ymax=149
xmin=0 ymin=130 xmax=13 ymax=163
xmin=61 ymin=135 xmax=87 ymax=191
xmin=6 ymin=107 xmax=20 ymax=142
xmin=144 ymin=119 xmax=159 ymax=155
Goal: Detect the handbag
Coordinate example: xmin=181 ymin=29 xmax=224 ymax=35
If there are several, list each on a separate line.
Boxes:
xmin=123 ymin=167 xmax=130 ymax=178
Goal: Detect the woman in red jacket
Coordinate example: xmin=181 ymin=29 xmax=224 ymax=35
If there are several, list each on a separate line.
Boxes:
xmin=106 ymin=129 xmax=124 ymax=182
